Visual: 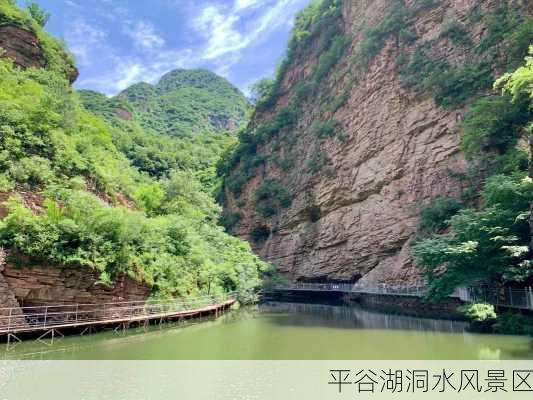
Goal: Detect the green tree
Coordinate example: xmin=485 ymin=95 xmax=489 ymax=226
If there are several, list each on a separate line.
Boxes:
xmin=25 ymin=1 xmax=50 ymax=27
xmin=414 ymin=51 xmax=533 ymax=300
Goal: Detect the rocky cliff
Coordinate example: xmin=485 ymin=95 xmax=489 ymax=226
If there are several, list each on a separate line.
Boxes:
xmin=223 ymin=0 xmax=532 ymax=285
xmin=1 ymin=262 xmax=150 ymax=307
xmin=0 ymin=6 xmax=78 ymax=82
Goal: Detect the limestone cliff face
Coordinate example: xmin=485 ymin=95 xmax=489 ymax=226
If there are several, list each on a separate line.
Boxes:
xmin=225 ymin=0 xmax=531 ymax=285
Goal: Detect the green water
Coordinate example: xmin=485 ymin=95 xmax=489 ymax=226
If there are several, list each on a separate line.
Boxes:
xmin=3 ymin=302 xmax=533 ymax=360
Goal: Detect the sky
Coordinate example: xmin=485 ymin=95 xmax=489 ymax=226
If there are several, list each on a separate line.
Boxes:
xmin=31 ymin=0 xmax=311 ymax=97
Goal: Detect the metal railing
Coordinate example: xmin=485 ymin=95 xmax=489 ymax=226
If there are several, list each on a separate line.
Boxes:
xmin=458 ymin=286 xmax=533 ymax=310
xmin=273 ymin=283 xmax=533 ymax=310
xmin=275 ymin=282 xmax=427 ymax=297
xmin=0 ymin=293 xmax=236 ymax=335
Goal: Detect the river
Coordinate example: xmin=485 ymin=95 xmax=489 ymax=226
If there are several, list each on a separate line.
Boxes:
xmin=2 ymin=302 xmax=532 ymax=360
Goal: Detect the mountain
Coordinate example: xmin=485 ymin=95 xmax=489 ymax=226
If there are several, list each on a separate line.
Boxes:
xmin=78 ymin=69 xmax=250 ymax=182
xmin=0 ymin=0 xmax=268 ymax=308
xmin=220 ymin=0 xmax=533 ymax=294
xmin=116 ymin=68 xmax=250 ymax=137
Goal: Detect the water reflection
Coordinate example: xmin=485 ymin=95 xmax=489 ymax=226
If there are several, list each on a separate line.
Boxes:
xmin=260 ymin=302 xmax=469 ymax=333
xmin=2 ymin=302 xmax=532 ymax=360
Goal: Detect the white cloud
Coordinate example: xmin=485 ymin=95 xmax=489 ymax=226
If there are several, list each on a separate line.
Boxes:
xmin=234 ymin=0 xmax=262 ymax=11
xmin=126 ymin=21 xmax=166 ymax=51
xmin=193 ymin=0 xmax=307 ymax=61
xmin=78 ymin=48 xmax=196 ymax=94
xmin=66 ymin=20 xmax=107 ymax=67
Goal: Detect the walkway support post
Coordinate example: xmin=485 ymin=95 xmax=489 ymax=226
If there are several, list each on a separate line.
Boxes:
xmin=7 ymin=308 xmax=12 ymax=333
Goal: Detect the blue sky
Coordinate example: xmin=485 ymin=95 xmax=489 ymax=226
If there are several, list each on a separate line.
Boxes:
xmin=32 ymin=0 xmax=311 ymax=96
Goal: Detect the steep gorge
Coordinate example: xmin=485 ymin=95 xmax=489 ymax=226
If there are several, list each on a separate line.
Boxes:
xmin=223 ymin=0 xmax=533 ymax=285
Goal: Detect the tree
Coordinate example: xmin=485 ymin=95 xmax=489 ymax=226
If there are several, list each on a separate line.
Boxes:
xmin=495 ymin=46 xmax=533 ymax=178
xmin=413 ymin=50 xmax=533 ymax=300
xmin=249 ymin=78 xmax=274 ymax=105
xmin=25 ymin=1 xmax=50 ymax=27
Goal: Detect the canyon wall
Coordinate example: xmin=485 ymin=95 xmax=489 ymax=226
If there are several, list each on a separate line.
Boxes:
xmin=225 ymin=0 xmax=531 ymax=285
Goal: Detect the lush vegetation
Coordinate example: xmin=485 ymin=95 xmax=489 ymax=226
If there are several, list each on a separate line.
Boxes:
xmin=398 ymin=5 xmax=533 ymax=108
xmin=79 ymin=90 xmax=235 ymax=188
xmin=413 ymin=49 xmax=533 ymax=301
xmin=117 ymin=69 xmax=249 ymax=138
xmin=460 ymin=303 xmax=533 ymax=334
xmin=0 ymin=1 xmax=271 ymax=302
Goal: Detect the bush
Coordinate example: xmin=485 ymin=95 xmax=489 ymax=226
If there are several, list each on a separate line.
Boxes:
xmin=220 ymin=211 xmax=241 ymax=232
xmin=431 ymin=62 xmax=493 ymax=108
xmin=313 ymin=35 xmax=348 ymax=83
xmin=307 ymin=151 xmax=329 ymax=173
xmin=251 ymin=225 xmax=270 ymax=243
xmin=440 ymin=20 xmax=472 ymax=47
xmin=419 ymin=197 xmax=463 ymax=233
xmin=325 ymin=92 xmax=349 ymax=113
xmin=311 ymin=120 xmax=340 ymax=139
xmin=254 ymin=179 xmax=291 ymax=217
xmin=358 ymin=1 xmax=410 ymax=66
xmin=459 ymin=303 xmax=497 ymax=322
xmin=459 ymin=303 xmax=497 ymax=332
xmin=461 ymin=95 xmax=531 ymax=157
xmin=493 ymin=311 xmax=533 ymax=335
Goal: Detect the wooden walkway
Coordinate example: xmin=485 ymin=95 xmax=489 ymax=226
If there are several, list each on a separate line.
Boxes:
xmin=0 ymin=294 xmax=236 ymax=346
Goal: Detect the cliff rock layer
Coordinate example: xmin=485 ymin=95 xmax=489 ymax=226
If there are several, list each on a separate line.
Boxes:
xmin=0 ymin=262 xmax=150 ymax=308
xmin=0 ymin=25 xmax=45 ymax=69
xmin=224 ymin=0 xmax=532 ymax=285
xmin=0 ymin=22 xmax=78 ymax=83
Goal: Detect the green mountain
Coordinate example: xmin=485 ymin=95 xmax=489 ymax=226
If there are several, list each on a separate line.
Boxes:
xmin=78 ymin=69 xmax=250 ymax=183
xmin=0 ymin=0 xmax=269 ymax=302
xmin=117 ymin=69 xmax=249 ymax=137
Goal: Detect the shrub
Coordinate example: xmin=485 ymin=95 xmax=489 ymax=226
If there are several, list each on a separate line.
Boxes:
xmin=459 ymin=303 xmax=497 ymax=322
xmin=461 ymin=95 xmax=531 ymax=157
xmin=254 ymin=179 xmax=291 ymax=217
xmin=493 ymin=311 xmax=533 ymax=335
xmin=325 ymin=92 xmax=349 ymax=113
xmin=440 ymin=20 xmax=472 ymax=47
xmin=358 ymin=1 xmax=410 ymax=66
xmin=314 ymin=35 xmax=348 ymax=83
xmin=311 ymin=120 xmax=339 ymax=139
xmin=307 ymin=151 xmax=329 ymax=173
xmin=219 ymin=211 xmax=241 ymax=232
xmin=251 ymin=225 xmax=270 ymax=243
xmin=430 ymin=62 xmax=493 ymax=107
xmin=419 ymin=197 xmax=463 ymax=233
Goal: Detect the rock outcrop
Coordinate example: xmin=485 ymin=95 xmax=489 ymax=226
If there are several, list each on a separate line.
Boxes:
xmin=1 ymin=262 xmax=150 ymax=307
xmin=0 ymin=250 xmax=20 ymax=309
xmin=0 ymin=24 xmax=78 ymax=83
xmin=0 ymin=25 xmax=45 ymax=69
xmin=224 ymin=0 xmax=531 ymax=285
